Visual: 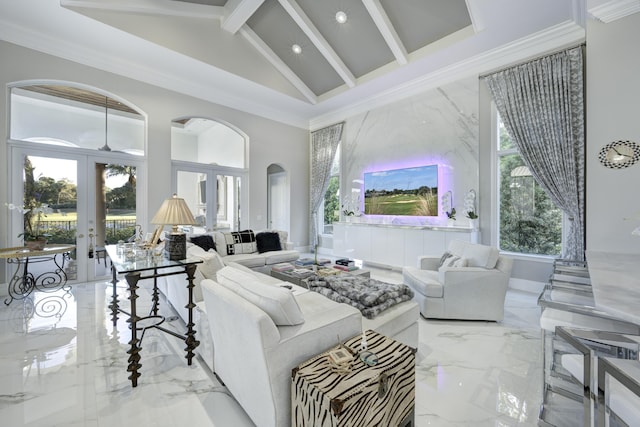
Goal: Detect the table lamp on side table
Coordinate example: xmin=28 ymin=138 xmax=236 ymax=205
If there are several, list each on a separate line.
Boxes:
xmin=151 ymin=194 xmax=196 ymax=260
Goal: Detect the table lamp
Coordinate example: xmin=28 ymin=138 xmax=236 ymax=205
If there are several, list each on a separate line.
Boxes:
xmin=151 ymin=194 xmax=196 ymax=260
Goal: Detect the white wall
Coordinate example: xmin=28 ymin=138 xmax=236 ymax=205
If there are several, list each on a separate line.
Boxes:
xmin=586 ymin=13 xmax=640 ymax=254
xmin=341 ymin=77 xmax=479 ymax=227
xmin=0 ymin=41 xmax=310 ymax=280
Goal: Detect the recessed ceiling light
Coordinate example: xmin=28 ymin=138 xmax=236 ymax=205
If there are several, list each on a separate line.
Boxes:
xmin=335 ymin=11 xmax=348 ymax=24
xmin=292 ymin=44 xmax=302 ymax=54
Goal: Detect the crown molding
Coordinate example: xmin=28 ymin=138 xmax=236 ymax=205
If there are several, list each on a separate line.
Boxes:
xmin=61 ymin=0 xmax=224 ymax=19
xmin=588 ymin=0 xmax=640 ymax=23
xmin=309 ymin=20 xmax=585 ymax=130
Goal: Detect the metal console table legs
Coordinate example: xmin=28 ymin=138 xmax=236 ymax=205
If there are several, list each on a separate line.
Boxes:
xmin=106 ymin=245 xmax=201 ymax=387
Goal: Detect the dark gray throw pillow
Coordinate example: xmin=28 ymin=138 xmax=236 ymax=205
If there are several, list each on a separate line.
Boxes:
xmin=256 ymin=232 xmax=282 ymax=253
xmin=190 ymin=234 xmax=216 ymax=252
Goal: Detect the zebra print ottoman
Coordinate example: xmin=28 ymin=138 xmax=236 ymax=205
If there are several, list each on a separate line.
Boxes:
xmin=291 ymin=330 xmax=415 ymax=427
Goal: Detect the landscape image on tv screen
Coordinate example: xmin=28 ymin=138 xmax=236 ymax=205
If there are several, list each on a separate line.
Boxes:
xmin=364 ymin=165 xmax=438 ymax=216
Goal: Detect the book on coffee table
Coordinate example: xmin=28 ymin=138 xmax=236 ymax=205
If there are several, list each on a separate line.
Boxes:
xmin=272 ymin=262 xmax=295 ymax=272
xmin=333 ymin=264 xmax=359 ymax=272
xmin=289 ymin=268 xmax=315 ymax=278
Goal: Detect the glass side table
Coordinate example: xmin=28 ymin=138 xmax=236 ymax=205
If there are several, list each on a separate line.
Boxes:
xmin=105 ymin=245 xmax=202 ymax=387
xmin=554 ymin=327 xmax=640 ymax=427
xmin=597 ymin=357 xmax=640 ymax=426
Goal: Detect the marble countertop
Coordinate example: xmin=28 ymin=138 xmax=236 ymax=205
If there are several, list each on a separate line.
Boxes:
xmin=586 ymin=251 xmax=640 ymax=326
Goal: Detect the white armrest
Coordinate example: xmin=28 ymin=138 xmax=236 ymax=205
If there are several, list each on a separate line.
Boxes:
xmin=438 ymin=267 xmax=508 ymax=291
xmin=418 ymin=256 xmax=440 ymax=270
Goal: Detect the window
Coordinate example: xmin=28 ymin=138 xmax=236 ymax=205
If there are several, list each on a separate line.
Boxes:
xmin=11 ymin=85 xmax=144 ymax=155
xmin=322 ymin=145 xmax=340 ymax=234
xmin=497 ymin=117 xmax=562 ymax=256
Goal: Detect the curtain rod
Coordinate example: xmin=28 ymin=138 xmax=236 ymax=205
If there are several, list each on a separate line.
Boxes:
xmin=479 ymin=43 xmax=585 ymax=79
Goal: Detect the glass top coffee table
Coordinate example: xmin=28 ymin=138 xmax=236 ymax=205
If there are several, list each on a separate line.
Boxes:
xmin=271 ymin=266 xmax=370 ymax=288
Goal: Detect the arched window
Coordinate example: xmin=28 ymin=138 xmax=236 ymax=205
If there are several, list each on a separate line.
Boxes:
xmin=10 ymin=84 xmax=145 ymax=155
xmin=171 ymin=117 xmax=245 ymax=167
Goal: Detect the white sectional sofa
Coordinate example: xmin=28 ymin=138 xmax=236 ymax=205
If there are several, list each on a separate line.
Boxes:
xmin=207 ymin=229 xmax=299 ymax=274
xmin=158 ymin=229 xmax=297 ymax=326
xmin=200 ymin=265 xmax=419 ymax=427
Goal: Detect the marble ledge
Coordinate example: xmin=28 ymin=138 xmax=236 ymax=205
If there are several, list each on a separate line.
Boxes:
xmin=336 ymin=221 xmax=476 ymax=233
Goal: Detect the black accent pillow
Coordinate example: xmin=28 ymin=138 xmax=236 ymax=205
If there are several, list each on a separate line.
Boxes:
xmin=190 ymin=235 xmax=216 ymax=252
xmin=256 ymin=232 xmax=282 ymax=253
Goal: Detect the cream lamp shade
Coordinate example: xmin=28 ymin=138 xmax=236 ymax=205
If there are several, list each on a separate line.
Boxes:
xmin=151 ymin=194 xmax=195 ymax=260
xmin=151 ymin=194 xmax=196 ymax=231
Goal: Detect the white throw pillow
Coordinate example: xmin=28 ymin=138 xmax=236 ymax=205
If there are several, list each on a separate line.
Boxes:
xmin=217 ymin=265 xmax=259 ymax=287
xmin=187 ymin=245 xmax=225 ymax=279
xmin=217 ymin=266 xmax=304 ymax=325
xmin=461 ymin=244 xmax=499 ymax=269
xmin=200 ymin=250 xmax=226 ymax=279
xmin=452 ymin=257 xmax=468 ymax=268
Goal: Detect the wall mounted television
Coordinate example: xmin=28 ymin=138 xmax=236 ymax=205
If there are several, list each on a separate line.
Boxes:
xmin=364 ymin=165 xmax=438 ymax=216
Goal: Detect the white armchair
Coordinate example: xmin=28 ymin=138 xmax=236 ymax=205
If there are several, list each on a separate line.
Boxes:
xmin=402 ymin=240 xmax=513 ymax=321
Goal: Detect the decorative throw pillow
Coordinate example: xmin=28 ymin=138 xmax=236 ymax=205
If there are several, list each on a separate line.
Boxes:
xmin=441 ymin=255 xmax=461 ymax=268
xmin=190 ymin=234 xmax=216 ymax=252
xmin=256 ymin=232 xmax=282 ymax=253
xmin=222 ymin=229 xmax=257 ymax=255
xmin=438 ymin=251 xmax=452 ymax=267
xmin=198 ymin=250 xmax=226 ymax=279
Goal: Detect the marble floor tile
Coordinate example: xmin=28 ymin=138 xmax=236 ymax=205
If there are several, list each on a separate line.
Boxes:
xmin=0 ymin=265 xmax=544 ymax=427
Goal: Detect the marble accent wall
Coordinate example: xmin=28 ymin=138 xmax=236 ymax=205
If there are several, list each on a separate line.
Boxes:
xmin=342 ymin=77 xmax=479 ymax=226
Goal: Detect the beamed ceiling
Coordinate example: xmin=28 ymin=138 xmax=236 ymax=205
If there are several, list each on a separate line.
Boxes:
xmin=0 ymin=1 xmax=637 ymax=128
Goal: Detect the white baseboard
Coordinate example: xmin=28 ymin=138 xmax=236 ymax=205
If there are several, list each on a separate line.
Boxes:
xmin=508 ymin=278 xmax=545 ymax=294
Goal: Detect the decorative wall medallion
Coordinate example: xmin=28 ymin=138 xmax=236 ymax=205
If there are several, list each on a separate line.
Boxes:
xmin=598 ymin=140 xmax=640 ymax=169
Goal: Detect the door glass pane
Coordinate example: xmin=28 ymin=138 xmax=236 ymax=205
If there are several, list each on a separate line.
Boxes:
xmin=102 ymin=163 xmax=137 ymax=244
xmin=22 ymin=155 xmax=78 ymax=280
xmin=217 ymin=175 xmax=241 ymax=230
xmin=176 ymin=171 xmax=207 ymax=232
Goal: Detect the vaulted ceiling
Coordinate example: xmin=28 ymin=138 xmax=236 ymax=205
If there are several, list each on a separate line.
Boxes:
xmin=0 ymin=1 xmax=636 ymax=128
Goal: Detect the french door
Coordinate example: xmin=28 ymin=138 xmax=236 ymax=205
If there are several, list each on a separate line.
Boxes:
xmin=9 ymin=144 xmax=143 ymax=283
xmin=172 ymin=161 xmax=248 ymax=232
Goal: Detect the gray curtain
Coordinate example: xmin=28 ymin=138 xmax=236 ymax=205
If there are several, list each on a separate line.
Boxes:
xmin=309 ymin=122 xmax=344 ymax=248
xmin=483 ymin=46 xmax=585 ymax=260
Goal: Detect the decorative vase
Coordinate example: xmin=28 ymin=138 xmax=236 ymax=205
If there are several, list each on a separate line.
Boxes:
xmin=447 ymin=219 xmax=456 ymax=227
xmin=469 ymin=218 xmax=479 ymax=230
xmin=26 ymin=238 xmax=47 ymax=251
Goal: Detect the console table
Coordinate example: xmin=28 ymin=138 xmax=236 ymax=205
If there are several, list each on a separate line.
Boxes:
xmin=105 ymin=245 xmax=202 ymax=387
xmin=0 ymin=244 xmax=75 ymax=305
xmin=333 ymin=222 xmax=478 ymax=269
